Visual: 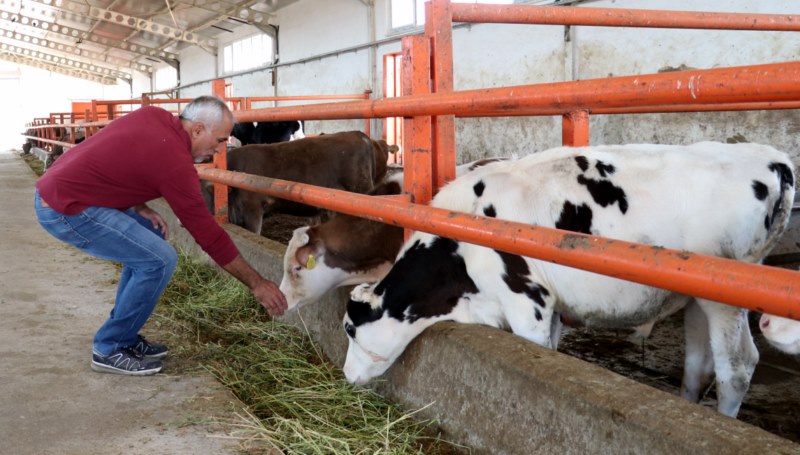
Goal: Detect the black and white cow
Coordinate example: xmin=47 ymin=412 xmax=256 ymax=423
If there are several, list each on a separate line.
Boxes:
xmin=341 ymin=141 xmax=796 ymax=418
xmin=231 ymin=121 xmax=305 ymax=146
xmin=280 ymin=158 xmax=508 ymax=308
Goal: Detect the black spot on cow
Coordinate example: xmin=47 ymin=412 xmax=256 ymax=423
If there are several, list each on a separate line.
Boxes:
xmin=364 ymin=237 xmax=478 ymax=324
xmin=765 ymin=162 xmax=795 ymax=232
xmin=346 ymin=296 xmax=384 ymax=328
xmin=577 ymin=174 xmax=628 ymax=214
xmin=769 ymin=162 xmax=795 ymax=190
xmin=495 ymin=250 xmax=550 ymax=308
xmin=575 ymin=156 xmax=589 ymax=172
xmin=473 ymin=180 xmax=486 ymax=197
xmin=768 ymin=197 xmax=786 ymax=232
xmin=483 ymin=204 xmax=496 ymax=217
xmin=555 ymin=201 xmax=593 ymax=234
xmin=752 ymin=181 xmax=768 ymax=201
xmin=595 ymin=160 xmax=616 ymax=177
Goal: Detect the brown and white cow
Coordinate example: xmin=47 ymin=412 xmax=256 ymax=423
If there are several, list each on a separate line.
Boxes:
xmin=225 ymin=130 xmax=395 ymax=234
xmin=280 ymin=158 xmax=507 ymax=308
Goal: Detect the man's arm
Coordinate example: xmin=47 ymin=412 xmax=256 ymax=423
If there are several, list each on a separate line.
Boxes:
xmin=222 ymin=254 xmax=288 ymax=316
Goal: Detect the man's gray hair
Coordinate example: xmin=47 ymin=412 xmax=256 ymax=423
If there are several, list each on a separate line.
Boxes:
xmin=179 ymin=96 xmax=234 ymax=128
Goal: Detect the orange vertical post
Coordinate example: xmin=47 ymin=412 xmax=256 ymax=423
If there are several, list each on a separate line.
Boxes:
xmin=402 ymin=35 xmax=434 ymax=210
xmin=211 ymin=79 xmax=229 ymax=224
xmin=90 ymin=100 xmax=99 ymax=137
xmin=84 ymin=109 xmax=92 ymax=139
xmin=426 ymin=0 xmax=457 ymax=194
xmin=562 ymin=110 xmax=589 ymax=146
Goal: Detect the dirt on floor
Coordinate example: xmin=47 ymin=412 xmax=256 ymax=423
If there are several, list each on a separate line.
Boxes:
xmin=558 ymin=309 xmax=800 ymax=443
xmin=257 ymin=212 xmax=800 ymax=445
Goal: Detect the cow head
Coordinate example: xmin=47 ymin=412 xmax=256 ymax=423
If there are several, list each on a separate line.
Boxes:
xmin=342 ymin=283 xmax=444 ymax=384
xmin=341 ymin=235 xmax=479 ymax=384
xmin=280 ymin=225 xmax=396 ymax=309
xmin=759 ymin=313 xmax=800 ymax=355
xmin=280 ymin=226 xmax=345 ymax=309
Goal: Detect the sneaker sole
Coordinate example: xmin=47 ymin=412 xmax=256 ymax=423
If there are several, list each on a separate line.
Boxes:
xmin=91 ymin=361 xmax=163 ymax=376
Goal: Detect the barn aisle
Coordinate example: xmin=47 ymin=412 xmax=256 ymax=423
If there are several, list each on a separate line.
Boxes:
xmin=0 ymin=150 xmax=244 ymax=455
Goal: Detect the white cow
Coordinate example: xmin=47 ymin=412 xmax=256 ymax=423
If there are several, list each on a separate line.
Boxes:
xmin=759 ymin=313 xmax=800 ymax=355
xmin=280 ymin=158 xmax=507 ymax=308
xmin=341 ymin=142 xmax=796 ymax=418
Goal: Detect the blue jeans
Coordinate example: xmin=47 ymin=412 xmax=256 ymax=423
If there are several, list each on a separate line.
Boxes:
xmin=34 ymin=191 xmax=177 ymax=356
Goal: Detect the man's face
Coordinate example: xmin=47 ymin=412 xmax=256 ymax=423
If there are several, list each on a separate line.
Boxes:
xmin=189 ymin=117 xmax=233 ymax=163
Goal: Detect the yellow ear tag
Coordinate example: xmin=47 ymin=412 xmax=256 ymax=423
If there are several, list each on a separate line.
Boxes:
xmin=305 ymin=254 xmax=316 ymax=270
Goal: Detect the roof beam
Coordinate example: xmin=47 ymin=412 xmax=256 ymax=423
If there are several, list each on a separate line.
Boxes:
xmin=87 ymin=5 xmax=215 ymax=48
xmin=156 ymin=0 xmax=264 ymax=55
xmin=0 ymin=9 xmax=177 ymax=62
xmin=0 ymin=19 xmax=154 ymax=73
xmin=0 ymin=40 xmax=131 ymax=81
xmin=0 ymin=51 xmax=118 ymax=85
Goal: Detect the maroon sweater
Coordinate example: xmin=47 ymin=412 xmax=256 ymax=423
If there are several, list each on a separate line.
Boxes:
xmin=36 ymin=106 xmax=239 ymax=266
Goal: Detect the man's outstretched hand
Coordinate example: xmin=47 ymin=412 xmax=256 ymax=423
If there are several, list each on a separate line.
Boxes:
xmin=252 ymin=278 xmax=288 ymax=316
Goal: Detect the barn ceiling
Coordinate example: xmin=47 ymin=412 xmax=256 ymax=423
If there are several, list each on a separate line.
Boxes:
xmin=0 ymin=0 xmax=299 ymax=85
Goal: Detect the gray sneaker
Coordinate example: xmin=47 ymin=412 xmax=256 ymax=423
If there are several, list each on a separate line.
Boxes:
xmin=91 ymin=347 xmax=163 ymax=376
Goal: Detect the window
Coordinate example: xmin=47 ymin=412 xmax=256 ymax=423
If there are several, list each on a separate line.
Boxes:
xmin=383 ymin=52 xmax=403 ymax=164
xmin=154 ymin=65 xmax=177 ymax=90
xmin=222 ymin=34 xmax=274 ymax=74
xmin=391 ymin=0 xmax=514 ymax=30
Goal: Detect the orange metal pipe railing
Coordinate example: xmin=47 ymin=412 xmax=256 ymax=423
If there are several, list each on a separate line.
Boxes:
xmin=21 ymin=136 xmax=74 ymax=149
xmin=244 ymin=92 xmax=372 ymax=107
xmin=451 ymin=3 xmax=800 ymax=31
xmin=455 ymin=101 xmax=800 ymax=117
xmin=197 ymin=167 xmax=800 ymax=319
xmin=244 ymin=91 xmax=373 ymax=136
xmin=227 ymin=61 xmax=800 ymax=122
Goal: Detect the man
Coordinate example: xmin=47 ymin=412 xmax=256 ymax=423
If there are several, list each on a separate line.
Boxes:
xmin=34 ymin=96 xmax=288 ymax=376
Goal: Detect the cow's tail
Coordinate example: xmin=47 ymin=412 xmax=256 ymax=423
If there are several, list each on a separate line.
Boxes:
xmin=754 ymin=160 xmax=796 ymax=260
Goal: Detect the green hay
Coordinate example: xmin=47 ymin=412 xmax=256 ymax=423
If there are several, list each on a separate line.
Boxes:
xmin=19 ymin=152 xmax=44 ymax=176
xmin=154 ymin=253 xmax=468 ymax=454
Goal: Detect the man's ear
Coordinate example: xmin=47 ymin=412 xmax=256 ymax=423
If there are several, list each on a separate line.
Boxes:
xmin=192 ymin=122 xmax=205 ymax=138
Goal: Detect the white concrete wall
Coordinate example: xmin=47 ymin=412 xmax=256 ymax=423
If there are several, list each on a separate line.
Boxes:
xmin=575 ymin=0 xmax=800 ymax=165
xmin=179 ymin=44 xmax=218 ymax=88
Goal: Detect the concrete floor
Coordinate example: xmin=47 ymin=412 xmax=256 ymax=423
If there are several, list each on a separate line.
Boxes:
xmin=0 ymin=150 xmax=246 ymax=455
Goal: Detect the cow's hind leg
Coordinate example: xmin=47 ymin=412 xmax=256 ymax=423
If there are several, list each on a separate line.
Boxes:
xmin=242 ymin=194 xmax=265 ymax=234
xmin=681 ymin=301 xmax=714 ymax=403
xmin=695 ymin=299 xmax=758 ymax=417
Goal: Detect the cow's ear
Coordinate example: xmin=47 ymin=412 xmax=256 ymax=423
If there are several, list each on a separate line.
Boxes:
xmin=388 ymin=145 xmax=399 ymax=154
xmin=295 ymin=242 xmax=321 ymax=269
xmin=295 ymin=228 xmax=322 ymax=268
xmin=287 ymin=226 xmax=311 ymax=250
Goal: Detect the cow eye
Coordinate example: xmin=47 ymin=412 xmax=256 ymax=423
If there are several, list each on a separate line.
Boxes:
xmin=344 ymin=323 xmax=356 ymax=339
